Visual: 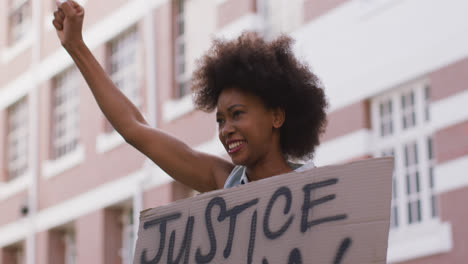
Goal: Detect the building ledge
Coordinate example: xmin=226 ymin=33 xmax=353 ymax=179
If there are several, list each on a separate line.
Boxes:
xmin=42 ymin=144 xmax=85 ymax=179
xmin=1 ymin=33 xmax=33 ymax=64
xmin=387 ymin=220 xmax=452 ymax=263
xmin=436 ymin=155 xmax=468 ymax=193
xmin=162 ymin=94 xmax=194 ymax=122
xmin=0 ymin=171 xmax=31 ymax=201
xmin=96 ymin=130 xmax=125 ymax=154
xmin=314 ymin=129 xmax=372 ymax=166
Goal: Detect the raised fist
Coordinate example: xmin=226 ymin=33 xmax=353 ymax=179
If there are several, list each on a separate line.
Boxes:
xmin=52 ymin=0 xmax=85 ymax=49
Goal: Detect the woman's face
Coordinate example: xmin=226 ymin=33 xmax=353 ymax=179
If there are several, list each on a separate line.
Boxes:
xmin=216 ymin=87 xmax=284 ymax=167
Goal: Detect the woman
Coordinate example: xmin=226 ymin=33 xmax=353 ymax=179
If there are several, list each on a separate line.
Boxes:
xmin=52 ymin=1 xmax=328 ymax=192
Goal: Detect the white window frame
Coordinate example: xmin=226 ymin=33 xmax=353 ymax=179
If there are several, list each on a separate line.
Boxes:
xmin=371 ymin=79 xmax=452 ymax=262
xmin=120 ymin=207 xmax=135 ymax=264
xmin=97 ymin=25 xmax=141 ymax=152
xmin=108 ymin=26 xmax=141 ymax=110
xmin=401 ymin=89 xmax=417 ymax=130
xmin=378 ymin=97 xmax=393 ymax=137
xmin=261 ymin=0 xmax=304 ymax=38
xmin=8 ymin=0 xmax=32 ymax=45
xmin=174 ymin=0 xmax=190 ymax=98
xmin=2 ymin=0 xmax=33 ymax=63
xmin=6 ymin=97 xmax=29 ymax=181
xmin=51 ymin=67 xmax=81 ymax=160
xmin=64 ymin=229 xmax=77 ymax=264
xmin=161 ymin=0 xmax=193 ymax=122
xmin=42 ymin=67 xmax=84 ymax=179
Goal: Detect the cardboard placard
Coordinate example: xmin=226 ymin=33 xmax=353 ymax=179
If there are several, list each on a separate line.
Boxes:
xmin=134 ymin=157 xmax=393 ymax=264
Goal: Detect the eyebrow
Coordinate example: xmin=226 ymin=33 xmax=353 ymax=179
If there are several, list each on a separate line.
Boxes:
xmin=227 ymin=104 xmax=245 ymax=112
xmin=216 ymin=104 xmax=245 ymax=117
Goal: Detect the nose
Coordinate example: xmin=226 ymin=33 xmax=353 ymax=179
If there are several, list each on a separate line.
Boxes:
xmin=220 ymin=120 xmax=235 ymax=138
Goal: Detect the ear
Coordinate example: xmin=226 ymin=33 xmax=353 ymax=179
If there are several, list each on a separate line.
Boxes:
xmin=271 ymin=107 xmax=286 ymax=129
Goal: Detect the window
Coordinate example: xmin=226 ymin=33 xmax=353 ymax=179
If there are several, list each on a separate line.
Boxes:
xmin=423 ymin=85 xmax=431 ymax=122
xmin=379 ymin=99 xmax=393 ymax=137
xmin=173 ymin=0 xmax=189 ymax=98
xmin=404 ymin=141 xmax=421 ymax=224
xmin=6 ymin=97 xmax=29 ymax=181
xmin=106 ymin=26 xmax=140 ymax=132
xmin=372 ymin=82 xmax=438 ymax=231
xmin=2 ymin=242 xmax=25 ymax=264
xmin=52 ymin=67 xmax=80 ymax=159
xmin=64 ymin=229 xmax=77 ymax=264
xmin=260 ymin=0 xmax=304 ymax=38
xmin=121 ymin=208 xmax=135 ymax=264
xmin=8 ymin=0 xmax=32 ymax=45
xmin=401 ymin=90 xmax=416 ymax=129
xmin=427 ymin=136 xmax=437 ymax=218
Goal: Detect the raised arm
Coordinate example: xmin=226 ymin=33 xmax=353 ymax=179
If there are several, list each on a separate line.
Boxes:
xmin=52 ymin=1 xmax=233 ymax=192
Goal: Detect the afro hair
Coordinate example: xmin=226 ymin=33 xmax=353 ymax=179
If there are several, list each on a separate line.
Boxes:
xmin=191 ymin=32 xmax=328 ymax=160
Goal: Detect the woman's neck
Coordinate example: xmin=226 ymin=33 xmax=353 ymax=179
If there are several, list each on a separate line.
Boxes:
xmin=245 ymin=156 xmax=293 ymax=182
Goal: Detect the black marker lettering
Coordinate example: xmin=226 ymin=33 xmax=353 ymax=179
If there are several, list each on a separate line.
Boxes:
xmin=333 ymin=238 xmax=352 ymax=264
xmin=287 ymin=248 xmax=302 ymax=264
xmin=167 ymin=216 xmax=195 ymax=264
xmin=140 ymin=213 xmax=181 ymax=264
xmin=223 ymin=198 xmax=259 ymax=258
xmin=263 ymin=186 xmax=294 ymax=240
xmin=195 ymin=196 xmax=258 ymax=262
xmin=301 ymin=179 xmax=347 ymax=233
xmin=195 ymin=197 xmax=223 ymax=263
xmin=247 ymin=210 xmax=257 ymax=264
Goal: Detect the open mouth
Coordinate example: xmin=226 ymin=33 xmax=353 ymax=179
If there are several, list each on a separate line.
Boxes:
xmin=227 ymin=140 xmax=245 ymax=154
